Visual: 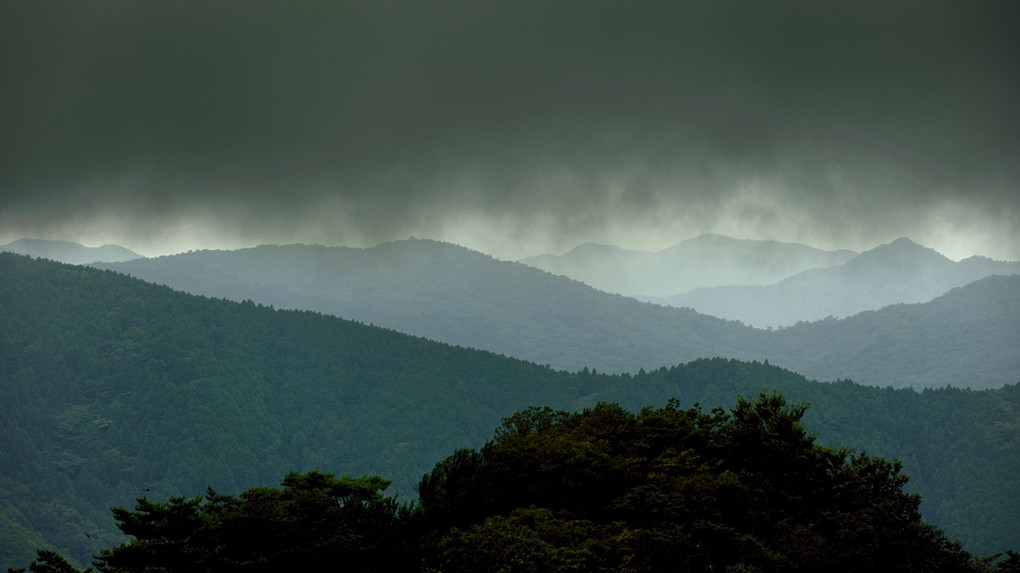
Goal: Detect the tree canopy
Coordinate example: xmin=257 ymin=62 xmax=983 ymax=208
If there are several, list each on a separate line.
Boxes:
xmin=418 ymin=393 xmax=985 ymax=572
xmin=15 ymin=394 xmax=1015 ymax=572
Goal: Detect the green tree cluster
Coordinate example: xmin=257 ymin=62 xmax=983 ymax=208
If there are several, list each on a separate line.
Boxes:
xmin=13 ymin=394 xmax=1016 ymax=572
xmin=418 ymin=394 xmax=985 ymax=572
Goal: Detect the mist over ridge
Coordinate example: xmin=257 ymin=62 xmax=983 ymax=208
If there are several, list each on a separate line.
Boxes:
xmin=0 ymin=238 xmax=142 ymax=265
xmin=2 ymin=3 xmax=1018 ymax=562
xmin=639 ymin=237 xmax=1020 ymax=327
xmin=521 ymin=233 xmax=859 ymax=297
xmin=1 ymin=2 xmax=1017 ymax=261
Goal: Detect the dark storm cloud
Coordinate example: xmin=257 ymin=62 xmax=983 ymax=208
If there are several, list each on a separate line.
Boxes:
xmin=1 ymin=1 xmax=1018 ymax=258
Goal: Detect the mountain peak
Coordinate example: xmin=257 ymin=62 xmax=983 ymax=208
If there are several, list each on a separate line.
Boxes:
xmin=886 ymin=237 xmax=924 ymax=248
xmin=566 ymin=242 xmax=630 ymax=255
xmin=841 ymin=238 xmax=950 ymax=273
xmin=672 ymin=233 xmax=747 ymax=249
xmin=863 ymin=238 xmax=945 ymax=258
xmin=690 ymin=232 xmax=741 ymax=242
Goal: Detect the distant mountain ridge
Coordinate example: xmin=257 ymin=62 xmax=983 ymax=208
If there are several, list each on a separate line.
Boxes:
xmin=646 ymin=238 xmax=1020 ymax=327
xmin=766 ymin=274 xmax=1020 ymax=389
xmin=96 ymin=239 xmax=1020 ymax=390
xmin=96 ymin=240 xmax=763 ymax=374
xmin=520 ymin=234 xmax=857 ymax=296
xmin=1 ymin=238 xmax=142 ymax=264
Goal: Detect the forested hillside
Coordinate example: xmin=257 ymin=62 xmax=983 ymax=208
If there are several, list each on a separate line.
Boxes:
xmin=1 ymin=253 xmax=1017 ymax=569
xmin=16 ymin=394 xmax=1004 ymax=572
xmin=95 ymin=239 xmax=1020 ymax=389
xmin=0 ymin=253 xmax=573 ymax=569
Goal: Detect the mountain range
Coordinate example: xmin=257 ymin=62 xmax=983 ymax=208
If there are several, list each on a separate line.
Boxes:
xmin=1 ymin=252 xmax=1017 ymax=567
xmin=641 ymin=237 xmax=1020 ymax=327
xmin=93 ymin=239 xmax=1019 ymax=390
xmin=95 ymin=240 xmax=758 ymax=375
xmin=19 ymin=234 xmax=1017 ymax=332
xmin=520 ymin=233 xmax=857 ymax=297
xmin=0 ymin=238 xmax=141 ymax=264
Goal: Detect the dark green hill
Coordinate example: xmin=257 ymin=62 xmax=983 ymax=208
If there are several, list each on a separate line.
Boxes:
xmin=0 ymin=252 xmax=575 ymax=569
xmin=25 ymin=394 xmax=988 ymax=572
xmin=1 ymin=253 xmax=1016 ymax=568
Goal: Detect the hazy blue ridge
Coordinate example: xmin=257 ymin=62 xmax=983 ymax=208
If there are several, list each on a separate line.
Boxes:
xmin=519 ymin=233 xmax=857 ymax=297
xmin=1 ymin=238 xmax=142 ymax=265
xmin=94 ymin=240 xmax=768 ymax=375
xmin=646 ymin=238 xmax=1020 ymax=328
xmin=0 ymin=252 xmax=1017 ymax=567
xmin=764 ymin=275 xmax=1020 ymax=389
xmin=95 ymin=239 xmax=1019 ymax=390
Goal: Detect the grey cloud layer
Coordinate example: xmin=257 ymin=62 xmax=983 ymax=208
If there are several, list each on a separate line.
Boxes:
xmin=1 ymin=1 xmax=1017 ymax=258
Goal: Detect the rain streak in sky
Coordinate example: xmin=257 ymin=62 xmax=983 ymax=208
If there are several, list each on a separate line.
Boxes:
xmin=1 ymin=1 xmax=1018 ymax=260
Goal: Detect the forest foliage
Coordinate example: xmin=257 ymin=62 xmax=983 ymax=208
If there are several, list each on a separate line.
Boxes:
xmin=1 ymin=252 xmax=1018 ymax=569
xmin=11 ymin=394 xmax=1018 ymax=572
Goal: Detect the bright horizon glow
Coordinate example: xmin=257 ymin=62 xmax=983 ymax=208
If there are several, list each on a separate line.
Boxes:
xmin=1 ymin=222 xmax=1008 ymax=264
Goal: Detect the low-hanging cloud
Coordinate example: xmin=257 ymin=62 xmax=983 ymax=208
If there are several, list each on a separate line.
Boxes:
xmin=1 ymin=1 xmax=1017 ymax=260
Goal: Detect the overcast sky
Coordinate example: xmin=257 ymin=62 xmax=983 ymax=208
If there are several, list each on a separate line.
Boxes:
xmin=2 ymin=1 xmax=1018 ymax=260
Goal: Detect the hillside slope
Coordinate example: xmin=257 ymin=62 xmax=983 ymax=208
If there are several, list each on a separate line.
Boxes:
xmin=96 ymin=240 xmax=763 ymax=374
xmin=765 ymin=275 xmax=1020 ymax=390
xmin=0 ymin=252 xmax=572 ymax=568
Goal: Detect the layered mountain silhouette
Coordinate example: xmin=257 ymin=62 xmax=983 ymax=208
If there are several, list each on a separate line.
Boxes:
xmin=520 ymin=233 xmax=857 ymax=297
xmin=765 ymin=274 xmax=1020 ymax=389
xmin=1 ymin=238 xmax=142 ymax=264
xmin=96 ymin=239 xmax=1019 ymax=389
xmin=2 ymin=252 xmax=1018 ymax=567
xmin=95 ymin=240 xmax=761 ymax=375
xmin=646 ymin=238 xmax=1020 ymax=327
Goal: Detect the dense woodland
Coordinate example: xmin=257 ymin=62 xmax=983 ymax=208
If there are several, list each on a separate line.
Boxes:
xmin=1 ymin=253 xmax=1018 ymax=569
xmin=11 ymin=394 xmax=1020 ymax=572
